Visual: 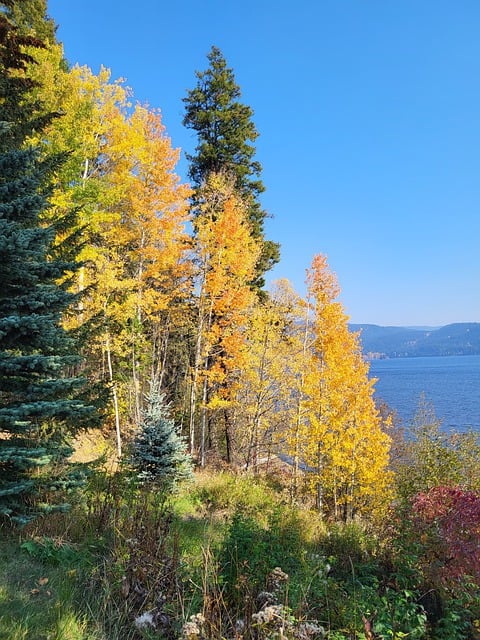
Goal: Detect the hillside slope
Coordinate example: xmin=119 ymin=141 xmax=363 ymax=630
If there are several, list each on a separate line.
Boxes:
xmin=350 ymin=322 xmax=480 ymax=357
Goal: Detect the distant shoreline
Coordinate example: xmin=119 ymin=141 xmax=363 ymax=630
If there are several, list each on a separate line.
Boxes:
xmin=350 ymin=322 xmax=480 ymax=359
xmin=366 ymin=352 xmax=480 ymax=360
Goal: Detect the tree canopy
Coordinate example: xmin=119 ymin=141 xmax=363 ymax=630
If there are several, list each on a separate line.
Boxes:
xmin=183 ymin=46 xmax=280 ymax=289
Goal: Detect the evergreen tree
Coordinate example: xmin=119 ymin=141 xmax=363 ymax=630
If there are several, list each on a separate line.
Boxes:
xmin=4 ymin=0 xmax=57 ymax=42
xmin=183 ymin=46 xmax=280 ymax=289
xmin=130 ymin=386 xmax=192 ymax=489
xmin=0 ymin=8 xmax=98 ymax=524
xmin=0 ymin=4 xmax=55 ymax=150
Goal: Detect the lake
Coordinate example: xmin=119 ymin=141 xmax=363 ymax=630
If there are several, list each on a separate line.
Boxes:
xmin=368 ymin=354 xmax=480 ymax=432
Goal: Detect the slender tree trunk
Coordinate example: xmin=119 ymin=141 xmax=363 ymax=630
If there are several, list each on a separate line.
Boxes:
xmin=224 ymin=408 xmax=232 ymax=465
xmin=253 ymin=414 xmax=260 ymax=472
xmin=131 ymin=231 xmax=145 ymax=425
xmin=246 ymin=398 xmax=261 ymax=471
xmin=189 ymin=280 xmax=210 ymax=457
xmin=131 ymin=333 xmax=141 ymax=425
xmin=156 ymin=318 xmax=170 ymax=390
xmin=251 ymin=330 xmax=269 ymax=473
xmin=291 ymin=402 xmax=301 ymax=501
xmin=200 ymin=375 xmax=208 ymax=467
xmin=105 ymin=332 xmax=122 ymax=458
xmin=189 ymin=319 xmax=203 ymax=457
xmin=316 ymin=444 xmax=323 ymax=513
xmin=77 ymin=158 xmax=89 ymax=317
xmin=78 ymin=266 xmax=85 ymax=315
xmin=82 ymin=158 xmax=89 ymax=182
xmin=291 ymin=303 xmax=311 ymax=501
xmin=348 ymin=428 xmax=358 ymax=522
xmin=333 ymin=475 xmax=338 ymax=520
xmin=199 ymin=297 xmax=215 ymax=465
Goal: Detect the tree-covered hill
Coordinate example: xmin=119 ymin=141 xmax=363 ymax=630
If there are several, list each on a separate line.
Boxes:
xmin=351 ymin=322 xmax=480 ymax=357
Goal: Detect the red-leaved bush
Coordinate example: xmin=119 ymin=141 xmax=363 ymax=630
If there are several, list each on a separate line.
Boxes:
xmin=412 ymin=486 xmax=480 ymax=586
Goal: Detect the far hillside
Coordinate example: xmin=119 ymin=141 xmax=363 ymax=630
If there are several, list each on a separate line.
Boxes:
xmin=350 ymin=322 xmax=480 ymax=357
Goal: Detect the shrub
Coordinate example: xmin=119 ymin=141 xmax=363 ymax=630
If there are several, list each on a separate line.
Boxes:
xmin=412 ymin=486 xmax=480 ymax=587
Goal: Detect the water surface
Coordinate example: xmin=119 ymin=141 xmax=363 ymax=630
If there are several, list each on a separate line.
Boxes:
xmin=368 ymin=355 xmax=480 ymax=431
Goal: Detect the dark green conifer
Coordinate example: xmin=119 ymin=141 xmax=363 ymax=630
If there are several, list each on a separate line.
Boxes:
xmin=4 ymin=0 xmax=57 ymax=42
xmin=183 ymin=46 xmax=280 ymax=290
xmin=0 ymin=6 xmax=98 ymax=524
xmin=0 ymin=5 xmax=56 ymax=150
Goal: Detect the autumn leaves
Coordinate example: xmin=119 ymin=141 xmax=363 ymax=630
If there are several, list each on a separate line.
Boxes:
xmin=28 ymin=39 xmax=391 ymax=520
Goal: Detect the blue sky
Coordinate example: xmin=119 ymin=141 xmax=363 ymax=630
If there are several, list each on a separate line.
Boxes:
xmin=48 ymin=0 xmax=480 ymax=326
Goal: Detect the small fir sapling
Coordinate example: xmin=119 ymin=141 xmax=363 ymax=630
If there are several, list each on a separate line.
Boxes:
xmin=130 ymin=386 xmax=192 ymax=489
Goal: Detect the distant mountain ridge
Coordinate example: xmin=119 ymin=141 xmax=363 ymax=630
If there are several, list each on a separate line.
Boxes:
xmin=349 ymin=322 xmax=480 ymax=358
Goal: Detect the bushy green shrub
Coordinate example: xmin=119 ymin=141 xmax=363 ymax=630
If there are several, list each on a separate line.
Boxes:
xmin=21 ymin=536 xmax=83 ymax=566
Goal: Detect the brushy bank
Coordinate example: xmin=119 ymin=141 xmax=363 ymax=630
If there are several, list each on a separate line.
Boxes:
xmin=1 ymin=469 xmax=479 ymax=640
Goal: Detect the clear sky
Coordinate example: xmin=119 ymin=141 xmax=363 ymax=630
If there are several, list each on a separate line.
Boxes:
xmin=48 ymin=0 xmax=480 ymax=327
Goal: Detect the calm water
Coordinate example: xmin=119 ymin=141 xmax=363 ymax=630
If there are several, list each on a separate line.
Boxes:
xmin=369 ymin=355 xmax=480 ymax=432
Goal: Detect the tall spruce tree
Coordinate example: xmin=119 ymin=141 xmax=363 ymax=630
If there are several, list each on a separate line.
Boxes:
xmin=183 ymin=46 xmax=280 ymax=289
xmin=0 ymin=7 xmax=97 ymax=524
xmin=4 ymin=0 xmax=57 ymax=42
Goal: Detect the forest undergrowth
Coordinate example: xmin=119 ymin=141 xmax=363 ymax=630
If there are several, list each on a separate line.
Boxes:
xmin=1 ymin=465 xmax=479 ymax=640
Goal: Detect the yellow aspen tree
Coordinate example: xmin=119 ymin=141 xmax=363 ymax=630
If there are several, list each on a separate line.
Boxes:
xmin=234 ymin=297 xmax=286 ymax=472
xmin=271 ymin=281 xmax=318 ymax=500
xmin=233 ymin=279 xmax=311 ymax=477
xmin=302 ymin=254 xmax=392 ymax=520
xmin=25 ymin=54 xmax=132 ymax=332
xmin=27 ymin=52 xmax=192 ymax=453
xmin=25 ymin=47 xmax=132 ymax=454
xmin=190 ymin=173 xmax=261 ymax=464
xmin=103 ymin=104 xmax=192 ymax=424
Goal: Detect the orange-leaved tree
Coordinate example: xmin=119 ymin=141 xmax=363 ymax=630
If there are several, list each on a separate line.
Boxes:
xmin=189 ymin=172 xmax=261 ymax=465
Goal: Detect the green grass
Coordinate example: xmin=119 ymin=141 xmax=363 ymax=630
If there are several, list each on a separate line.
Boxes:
xmin=0 ymin=537 xmax=94 ymax=640
xmin=0 ymin=470 xmax=477 ymax=640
